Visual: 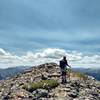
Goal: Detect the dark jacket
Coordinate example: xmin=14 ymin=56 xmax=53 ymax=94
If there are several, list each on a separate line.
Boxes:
xmin=59 ymin=59 xmax=69 ymax=70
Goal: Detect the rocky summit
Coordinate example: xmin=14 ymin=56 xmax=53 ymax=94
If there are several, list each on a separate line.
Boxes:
xmin=0 ymin=63 xmax=100 ymax=100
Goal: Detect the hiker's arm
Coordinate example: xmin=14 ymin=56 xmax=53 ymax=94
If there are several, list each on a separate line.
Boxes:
xmin=66 ymin=60 xmax=71 ymax=68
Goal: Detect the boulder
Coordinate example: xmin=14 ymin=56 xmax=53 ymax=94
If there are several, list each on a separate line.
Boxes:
xmin=32 ymin=89 xmax=48 ymax=98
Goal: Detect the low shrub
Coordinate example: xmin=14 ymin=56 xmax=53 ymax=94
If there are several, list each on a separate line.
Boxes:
xmin=74 ymin=72 xmax=88 ymax=80
xmin=23 ymin=79 xmax=59 ymax=92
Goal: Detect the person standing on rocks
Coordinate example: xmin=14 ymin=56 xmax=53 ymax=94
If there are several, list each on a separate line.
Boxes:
xmin=59 ymin=56 xmax=71 ymax=84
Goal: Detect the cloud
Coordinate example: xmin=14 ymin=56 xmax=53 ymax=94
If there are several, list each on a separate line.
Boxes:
xmin=0 ymin=48 xmax=8 ymax=55
xmin=0 ymin=48 xmax=100 ymax=68
xmin=0 ymin=0 xmax=100 ymax=54
xmin=1 ymin=0 xmax=100 ymax=31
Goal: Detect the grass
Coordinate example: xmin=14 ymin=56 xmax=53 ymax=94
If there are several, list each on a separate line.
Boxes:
xmin=66 ymin=69 xmax=88 ymax=80
xmin=23 ymin=79 xmax=59 ymax=92
xmin=72 ymin=71 xmax=88 ymax=80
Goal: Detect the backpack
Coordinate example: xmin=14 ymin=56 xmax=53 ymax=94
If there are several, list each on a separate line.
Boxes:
xmin=59 ymin=60 xmax=66 ymax=69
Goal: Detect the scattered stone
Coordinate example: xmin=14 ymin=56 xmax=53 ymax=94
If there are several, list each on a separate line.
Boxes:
xmin=68 ymin=90 xmax=78 ymax=98
xmin=0 ymin=63 xmax=99 ymax=100
xmin=2 ymin=95 xmax=10 ymax=100
xmin=32 ymin=89 xmax=48 ymax=99
xmin=41 ymin=74 xmax=48 ymax=80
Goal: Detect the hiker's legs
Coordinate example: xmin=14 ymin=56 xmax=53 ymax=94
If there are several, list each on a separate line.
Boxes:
xmin=61 ymin=75 xmax=67 ymax=83
xmin=64 ymin=75 xmax=67 ymax=83
xmin=61 ymin=71 xmax=67 ymax=83
xmin=61 ymin=75 xmax=64 ymax=83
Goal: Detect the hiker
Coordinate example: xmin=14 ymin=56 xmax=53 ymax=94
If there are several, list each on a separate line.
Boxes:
xmin=59 ymin=56 xmax=71 ymax=84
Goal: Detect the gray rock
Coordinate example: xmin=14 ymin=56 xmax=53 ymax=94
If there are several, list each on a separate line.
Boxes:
xmin=32 ymin=89 xmax=48 ymax=98
xmin=68 ymin=90 xmax=79 ymax=98
xmin=0 ymin=63 xmax=100 ymax=100
xmin=2 ymin=95 xmax=10 ymax=100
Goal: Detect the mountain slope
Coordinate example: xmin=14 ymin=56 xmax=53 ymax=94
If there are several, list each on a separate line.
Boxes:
xmin=73 ymin=68 xmax=100 ymax=81
xmin=0 ymin=63 xmax=100 ymax=100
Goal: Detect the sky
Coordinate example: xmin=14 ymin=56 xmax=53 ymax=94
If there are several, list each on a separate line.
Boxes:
xmin=0 ymin=0 xmax=100 ymax=68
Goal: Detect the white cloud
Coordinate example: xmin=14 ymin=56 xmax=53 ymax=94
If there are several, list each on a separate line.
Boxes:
xmin=0 ymin=48 xmax=10 ymax=56
xmin=0 ymin=48 xmax=100 ymax=68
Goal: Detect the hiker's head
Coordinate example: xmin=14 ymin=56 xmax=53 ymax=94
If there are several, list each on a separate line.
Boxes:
xmin=63 ymin=56 xmax=66 ymax=60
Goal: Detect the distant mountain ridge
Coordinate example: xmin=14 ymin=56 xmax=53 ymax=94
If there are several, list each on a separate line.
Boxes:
xmin=0 ymin=66 xmax=31 ymax=80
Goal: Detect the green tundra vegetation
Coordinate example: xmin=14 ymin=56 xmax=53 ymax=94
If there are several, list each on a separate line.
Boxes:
xmin=23 ymin=79 xmax=59 ymax=92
